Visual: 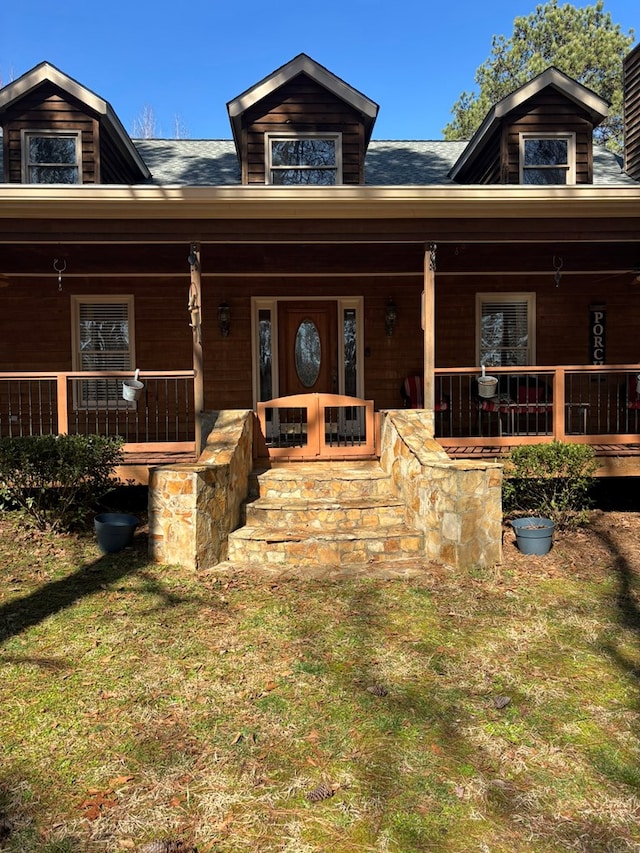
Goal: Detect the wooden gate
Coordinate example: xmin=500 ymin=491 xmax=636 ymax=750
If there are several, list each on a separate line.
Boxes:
xmin=256 ymin=393 xmax=377 ymax=460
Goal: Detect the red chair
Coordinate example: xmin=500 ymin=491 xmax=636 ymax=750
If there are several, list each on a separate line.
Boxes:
xmin=515 ymin=381 xmax=552 ymax=433
xmin=401 ymin=375 xmax=448 ymax=411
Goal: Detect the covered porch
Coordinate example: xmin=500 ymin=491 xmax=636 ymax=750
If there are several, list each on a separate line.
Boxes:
xmin=1 ymin=186 xmax=640 ymax=479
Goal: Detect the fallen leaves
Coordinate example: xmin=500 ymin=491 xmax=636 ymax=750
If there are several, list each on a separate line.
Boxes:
xmin=78 ymin=775 xmax=133 ymax=820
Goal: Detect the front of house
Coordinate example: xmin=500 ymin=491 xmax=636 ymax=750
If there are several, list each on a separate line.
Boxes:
xmin=1 ymin=49 xmax=640 ymax=489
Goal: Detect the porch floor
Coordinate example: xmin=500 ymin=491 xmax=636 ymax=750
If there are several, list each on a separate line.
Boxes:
xmin=439 ymin=442 xmax=640 ymax=476
xmin=117 ymin=449 xmax=199 ymax=485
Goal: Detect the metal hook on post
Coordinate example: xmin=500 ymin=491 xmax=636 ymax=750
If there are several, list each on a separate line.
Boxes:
xmin=553 ymin=255 xmax=563 ymax=287
xmin=53 ymin=258 xmax=66 ymax=292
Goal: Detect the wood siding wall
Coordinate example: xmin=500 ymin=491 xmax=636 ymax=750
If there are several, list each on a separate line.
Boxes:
xmin=624 ymin=43 xmax=640 ymax=180
xmin=503 ymin=90 xmax=595 ymax=184
xmin=241 ymin=75 xmax=366 ymax=185
xmin=2 ymin=269 xmax=640 ymax=414
xmin=0 ymin=83 xmax=144 ymax=184
xmin=2 ymin=85 xmax=99 ymax=183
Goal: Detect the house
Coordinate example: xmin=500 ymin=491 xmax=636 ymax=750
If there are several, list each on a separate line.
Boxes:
xmin=0 ymin=49 xmax=639 ymax=570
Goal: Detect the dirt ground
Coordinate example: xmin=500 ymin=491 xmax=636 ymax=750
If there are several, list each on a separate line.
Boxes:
xmin=503 ymin=507 xmax=640 ymax=581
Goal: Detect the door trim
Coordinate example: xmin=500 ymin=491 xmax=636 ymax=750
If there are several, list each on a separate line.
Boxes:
xmin=251 ymin=296 xmax=364 ymax=408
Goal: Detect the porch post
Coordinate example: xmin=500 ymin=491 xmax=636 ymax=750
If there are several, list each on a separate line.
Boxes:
xmin=422 ymin=243 xmax=436 ymax=409
xmin=189 ymin=241 xmax=204 ymax=452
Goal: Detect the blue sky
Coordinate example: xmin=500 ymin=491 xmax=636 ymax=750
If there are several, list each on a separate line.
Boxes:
xmin=1 ymin=0 xmax=637 ymax=140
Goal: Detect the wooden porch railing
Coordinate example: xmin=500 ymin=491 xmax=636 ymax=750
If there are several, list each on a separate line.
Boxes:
xmin=434 ymin=365 xmax=640 ymax=447
xmin=256 ymin=393 xmax=377 ymax=460
xmin=0 ymin=370 xmax=197 ymax=454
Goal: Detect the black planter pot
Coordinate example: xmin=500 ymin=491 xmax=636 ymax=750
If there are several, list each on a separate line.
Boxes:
xmin=94 ymin=513 xmax=139 ymax=553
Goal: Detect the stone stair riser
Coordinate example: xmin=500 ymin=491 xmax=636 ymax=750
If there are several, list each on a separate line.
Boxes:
xmin=243 ymin=503 xmax=405 ymax=530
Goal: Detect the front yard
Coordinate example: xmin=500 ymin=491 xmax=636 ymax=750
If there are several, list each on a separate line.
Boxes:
xmin=1 ymin=509 xmax=640 ymax=852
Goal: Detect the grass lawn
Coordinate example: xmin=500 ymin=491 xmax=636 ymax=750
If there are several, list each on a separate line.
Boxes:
xmin=1 ymin=509 xmax=640 ymax=852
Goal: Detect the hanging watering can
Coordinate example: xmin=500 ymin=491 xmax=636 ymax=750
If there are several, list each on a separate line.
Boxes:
xmin=122 ymin=369 xmax=144 ymax=402
xmin=477 ymin=364 xmax=498 ymax=398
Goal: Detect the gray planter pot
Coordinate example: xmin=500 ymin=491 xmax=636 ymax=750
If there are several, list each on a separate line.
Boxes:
xmin=511 ymin=516 xmax=555 ymax=555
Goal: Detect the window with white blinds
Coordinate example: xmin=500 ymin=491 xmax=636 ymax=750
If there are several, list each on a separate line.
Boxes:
xmin=476 ymin=293 xmax=535 ymax=366
xmin=71 ymin=296 xmax=134 ymax=407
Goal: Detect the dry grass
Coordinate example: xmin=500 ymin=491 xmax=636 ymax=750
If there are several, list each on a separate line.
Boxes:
xmin=2 ymin=508 xmax=640 ymax=852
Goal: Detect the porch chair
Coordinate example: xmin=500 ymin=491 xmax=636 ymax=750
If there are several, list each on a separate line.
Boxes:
xmin=478 ymin=376 xmax=552 ymax=436
xmin=621 ymin=373 xmax=640 ymax=431
xmin=401 ymin=375 xmax=449 ymax=434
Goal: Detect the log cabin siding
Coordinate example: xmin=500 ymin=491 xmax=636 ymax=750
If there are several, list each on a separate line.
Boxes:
xmin=1 ymin=86 xmax=99 ymax=183
xmin=241 ymin=76 xmax=367 ymax=185
xmin=503 ymin=90 xmax=595 ymax=184
xmin=624 ymin=43 xmax=640 ymax=180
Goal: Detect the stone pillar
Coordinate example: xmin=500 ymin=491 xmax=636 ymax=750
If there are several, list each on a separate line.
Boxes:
xmin=380 ymin=409 xmax=503 ymax=568
xmin=148 ymin=410 xmax=254 ymax=570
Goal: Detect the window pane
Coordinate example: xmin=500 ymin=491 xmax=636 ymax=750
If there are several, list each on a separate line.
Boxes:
xmin=343 ymin=308 xmax=357 ymax=397
xmin=29 ymin=136 xmax=77 ymax=164
xmin=524 ymin=138 xmax=568 ymax=166
xmin=295 ymin=319 xmax=321 ymax=387
xmin=272 ymin=169 xmax=336 ymax=185
xmin=523 ymin=168 xmax=567 ymax=185
xmin=481 ymin=301 xmax=529 ymax=366
xmin=271 ymin=139 xmax=335 ymax=167
xmin=258 ymin=310 xmax=273 ymax=402
xmin=29 ymin=166 xmax=79 ymax=184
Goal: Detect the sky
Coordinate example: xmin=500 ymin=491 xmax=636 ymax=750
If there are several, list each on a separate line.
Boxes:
xmin=1 ymin=0 xmax=637 ymax=141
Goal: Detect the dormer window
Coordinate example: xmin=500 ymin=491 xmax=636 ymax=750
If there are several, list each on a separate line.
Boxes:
xmin=22 ymin=130 xmax=81 ymax=183
xmin=266 ymin=133 xmax=342 ymax=185
xmin=519 ymin=133 xmax=575 ymax=185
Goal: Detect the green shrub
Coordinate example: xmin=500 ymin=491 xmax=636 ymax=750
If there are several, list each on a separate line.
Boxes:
xmin=502 ymin=441 xmax=597 ymax=529
xmin=0 ymin=434 xmax=124 ymax=531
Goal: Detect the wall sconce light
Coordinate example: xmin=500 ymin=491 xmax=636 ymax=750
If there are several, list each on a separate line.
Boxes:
xmin=218 ymin=301 xmax=231 ymax=337
xmin=385 ymin=298 xmax=397 ymax=336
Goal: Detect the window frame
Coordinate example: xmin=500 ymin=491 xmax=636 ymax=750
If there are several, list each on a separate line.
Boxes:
xmin=71 ymin=295 xmax=135 ymax=409
xmin=265 ymin=133 xmax=343 ymax=185
xmin=21 ymin=129 xmax=82 ymax=184
xmin=519 ymin=132 xmax=576 ymax=185
xmin=476 ymin=292 xmax=536 ymax=367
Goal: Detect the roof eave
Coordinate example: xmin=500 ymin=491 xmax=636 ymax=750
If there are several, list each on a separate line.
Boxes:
xmin=0 ymin=183 xmax=637 ymax=222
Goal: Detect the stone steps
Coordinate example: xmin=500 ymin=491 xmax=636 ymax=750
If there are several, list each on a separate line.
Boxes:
xmin=227 ymin=461 xmax=424 ymax=569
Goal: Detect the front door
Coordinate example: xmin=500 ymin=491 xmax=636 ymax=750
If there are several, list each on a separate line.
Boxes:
xmin=278 ymin=301 xmax=338 ymax=396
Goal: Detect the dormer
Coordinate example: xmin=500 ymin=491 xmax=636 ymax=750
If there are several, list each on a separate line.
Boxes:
xmin=226 ymin=54 xmax=378 ymax=185
xmin=0 ymin=62 xmax=150 ymax=184
xmin=450 ymin=67 xmax=609 ymax=185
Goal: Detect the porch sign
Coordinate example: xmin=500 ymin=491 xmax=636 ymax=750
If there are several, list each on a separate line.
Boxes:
xmin=589 ymin=305 xmax=606 ymax=364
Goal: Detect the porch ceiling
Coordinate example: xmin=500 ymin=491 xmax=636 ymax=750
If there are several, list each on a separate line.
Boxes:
xmin=0 ymin=241 xmax=639 ymax=280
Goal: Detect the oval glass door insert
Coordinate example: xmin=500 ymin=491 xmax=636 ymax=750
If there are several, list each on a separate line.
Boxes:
xmin=295 ymin=319 xmax=321 ymax=387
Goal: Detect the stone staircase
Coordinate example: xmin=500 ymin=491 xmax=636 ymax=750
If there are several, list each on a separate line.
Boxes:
xmin=225 ymin=460 xmax=424 ymax=570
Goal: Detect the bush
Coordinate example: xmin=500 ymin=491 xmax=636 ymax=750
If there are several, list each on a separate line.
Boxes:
xmin=502 ymin=441 xmax=597 ymax=529
xmin=0 ymin=434 xmax=124 ymax=531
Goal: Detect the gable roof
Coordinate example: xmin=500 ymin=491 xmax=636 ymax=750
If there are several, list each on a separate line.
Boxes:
xmin=0 ymin=61 xmax=150 ymax=179
xmin=449 ymin=66 xmax=610 ymax=181
xmin=226 ymin=53 xmax=379 ymax=149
